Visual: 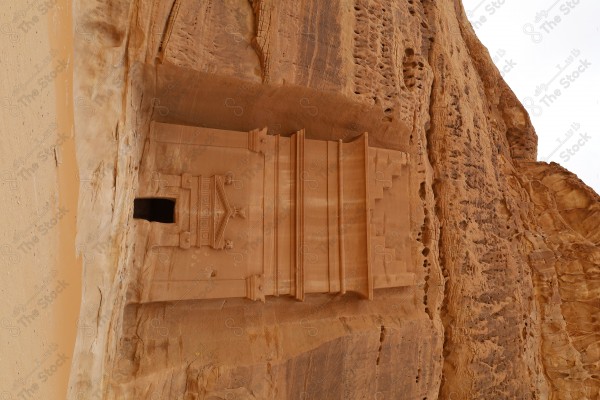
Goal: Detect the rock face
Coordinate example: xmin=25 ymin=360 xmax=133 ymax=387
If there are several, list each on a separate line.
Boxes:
xmin=68 ymin=0 xmax=600 ymax=399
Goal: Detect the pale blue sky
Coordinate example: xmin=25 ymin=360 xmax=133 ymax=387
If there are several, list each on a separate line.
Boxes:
xmin=463 ymin=0 xmax=600 ymax=193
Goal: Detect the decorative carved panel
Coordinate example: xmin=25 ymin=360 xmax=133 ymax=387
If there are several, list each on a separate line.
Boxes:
xmin=133 ymin=122 xmax=414 ymax=303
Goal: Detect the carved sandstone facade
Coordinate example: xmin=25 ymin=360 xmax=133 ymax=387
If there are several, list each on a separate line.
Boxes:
xmin=134 ymin=122 xmax=413 ymax=303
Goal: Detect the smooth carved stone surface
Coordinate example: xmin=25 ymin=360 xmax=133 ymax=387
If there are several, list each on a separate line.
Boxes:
xmin=132 ymin=122 xmax=414 ymax=303
xmin=69 ymin=0 xmax=599 ymax=399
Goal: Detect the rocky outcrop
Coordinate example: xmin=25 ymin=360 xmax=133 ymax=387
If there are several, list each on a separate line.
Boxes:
xmin=517 ymin=162 xmax=600 ymax=399
xmin=68 ymin=0 xmax=600 ymax=399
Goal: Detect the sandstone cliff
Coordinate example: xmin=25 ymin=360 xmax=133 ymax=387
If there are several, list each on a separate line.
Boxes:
xmin=68 ymin=0 xmax=600 ymax=399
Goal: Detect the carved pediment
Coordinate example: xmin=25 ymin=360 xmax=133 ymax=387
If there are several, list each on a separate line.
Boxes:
xmin=196 ymin=174 xmax=245 ymax=250
xmin=212 ymin=175 xmax=235 ymax=249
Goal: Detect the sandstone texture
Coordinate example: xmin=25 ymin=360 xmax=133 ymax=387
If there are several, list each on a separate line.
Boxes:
xmin=68 ymin=0 xmax=600 ymax=399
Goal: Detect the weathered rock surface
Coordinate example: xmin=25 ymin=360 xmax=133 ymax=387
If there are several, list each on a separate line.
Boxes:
xmin=68 ymin=0 xmax=600 ymax=399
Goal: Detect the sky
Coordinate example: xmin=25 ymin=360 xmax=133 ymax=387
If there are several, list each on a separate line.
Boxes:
xmin=462 ymin=0 xmax=600 ymax=193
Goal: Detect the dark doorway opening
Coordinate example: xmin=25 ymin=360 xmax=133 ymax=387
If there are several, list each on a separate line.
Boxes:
xmin=133 ymin=198 xmax=176 ymax=223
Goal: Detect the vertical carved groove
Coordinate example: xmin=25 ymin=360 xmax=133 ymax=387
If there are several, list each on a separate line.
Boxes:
xmin=338 ymin=139 xmax=346 ymax=294
xmin=295 ymin=130 xmax=305 ymax=300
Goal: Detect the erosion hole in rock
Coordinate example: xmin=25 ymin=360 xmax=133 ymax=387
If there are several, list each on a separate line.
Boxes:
xmin=133 ymin=198 xmax=176 ymax=223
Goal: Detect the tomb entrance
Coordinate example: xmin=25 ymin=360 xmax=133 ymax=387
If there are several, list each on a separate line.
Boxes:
xmin=133 ymin=122 xmax=414 ymax=303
